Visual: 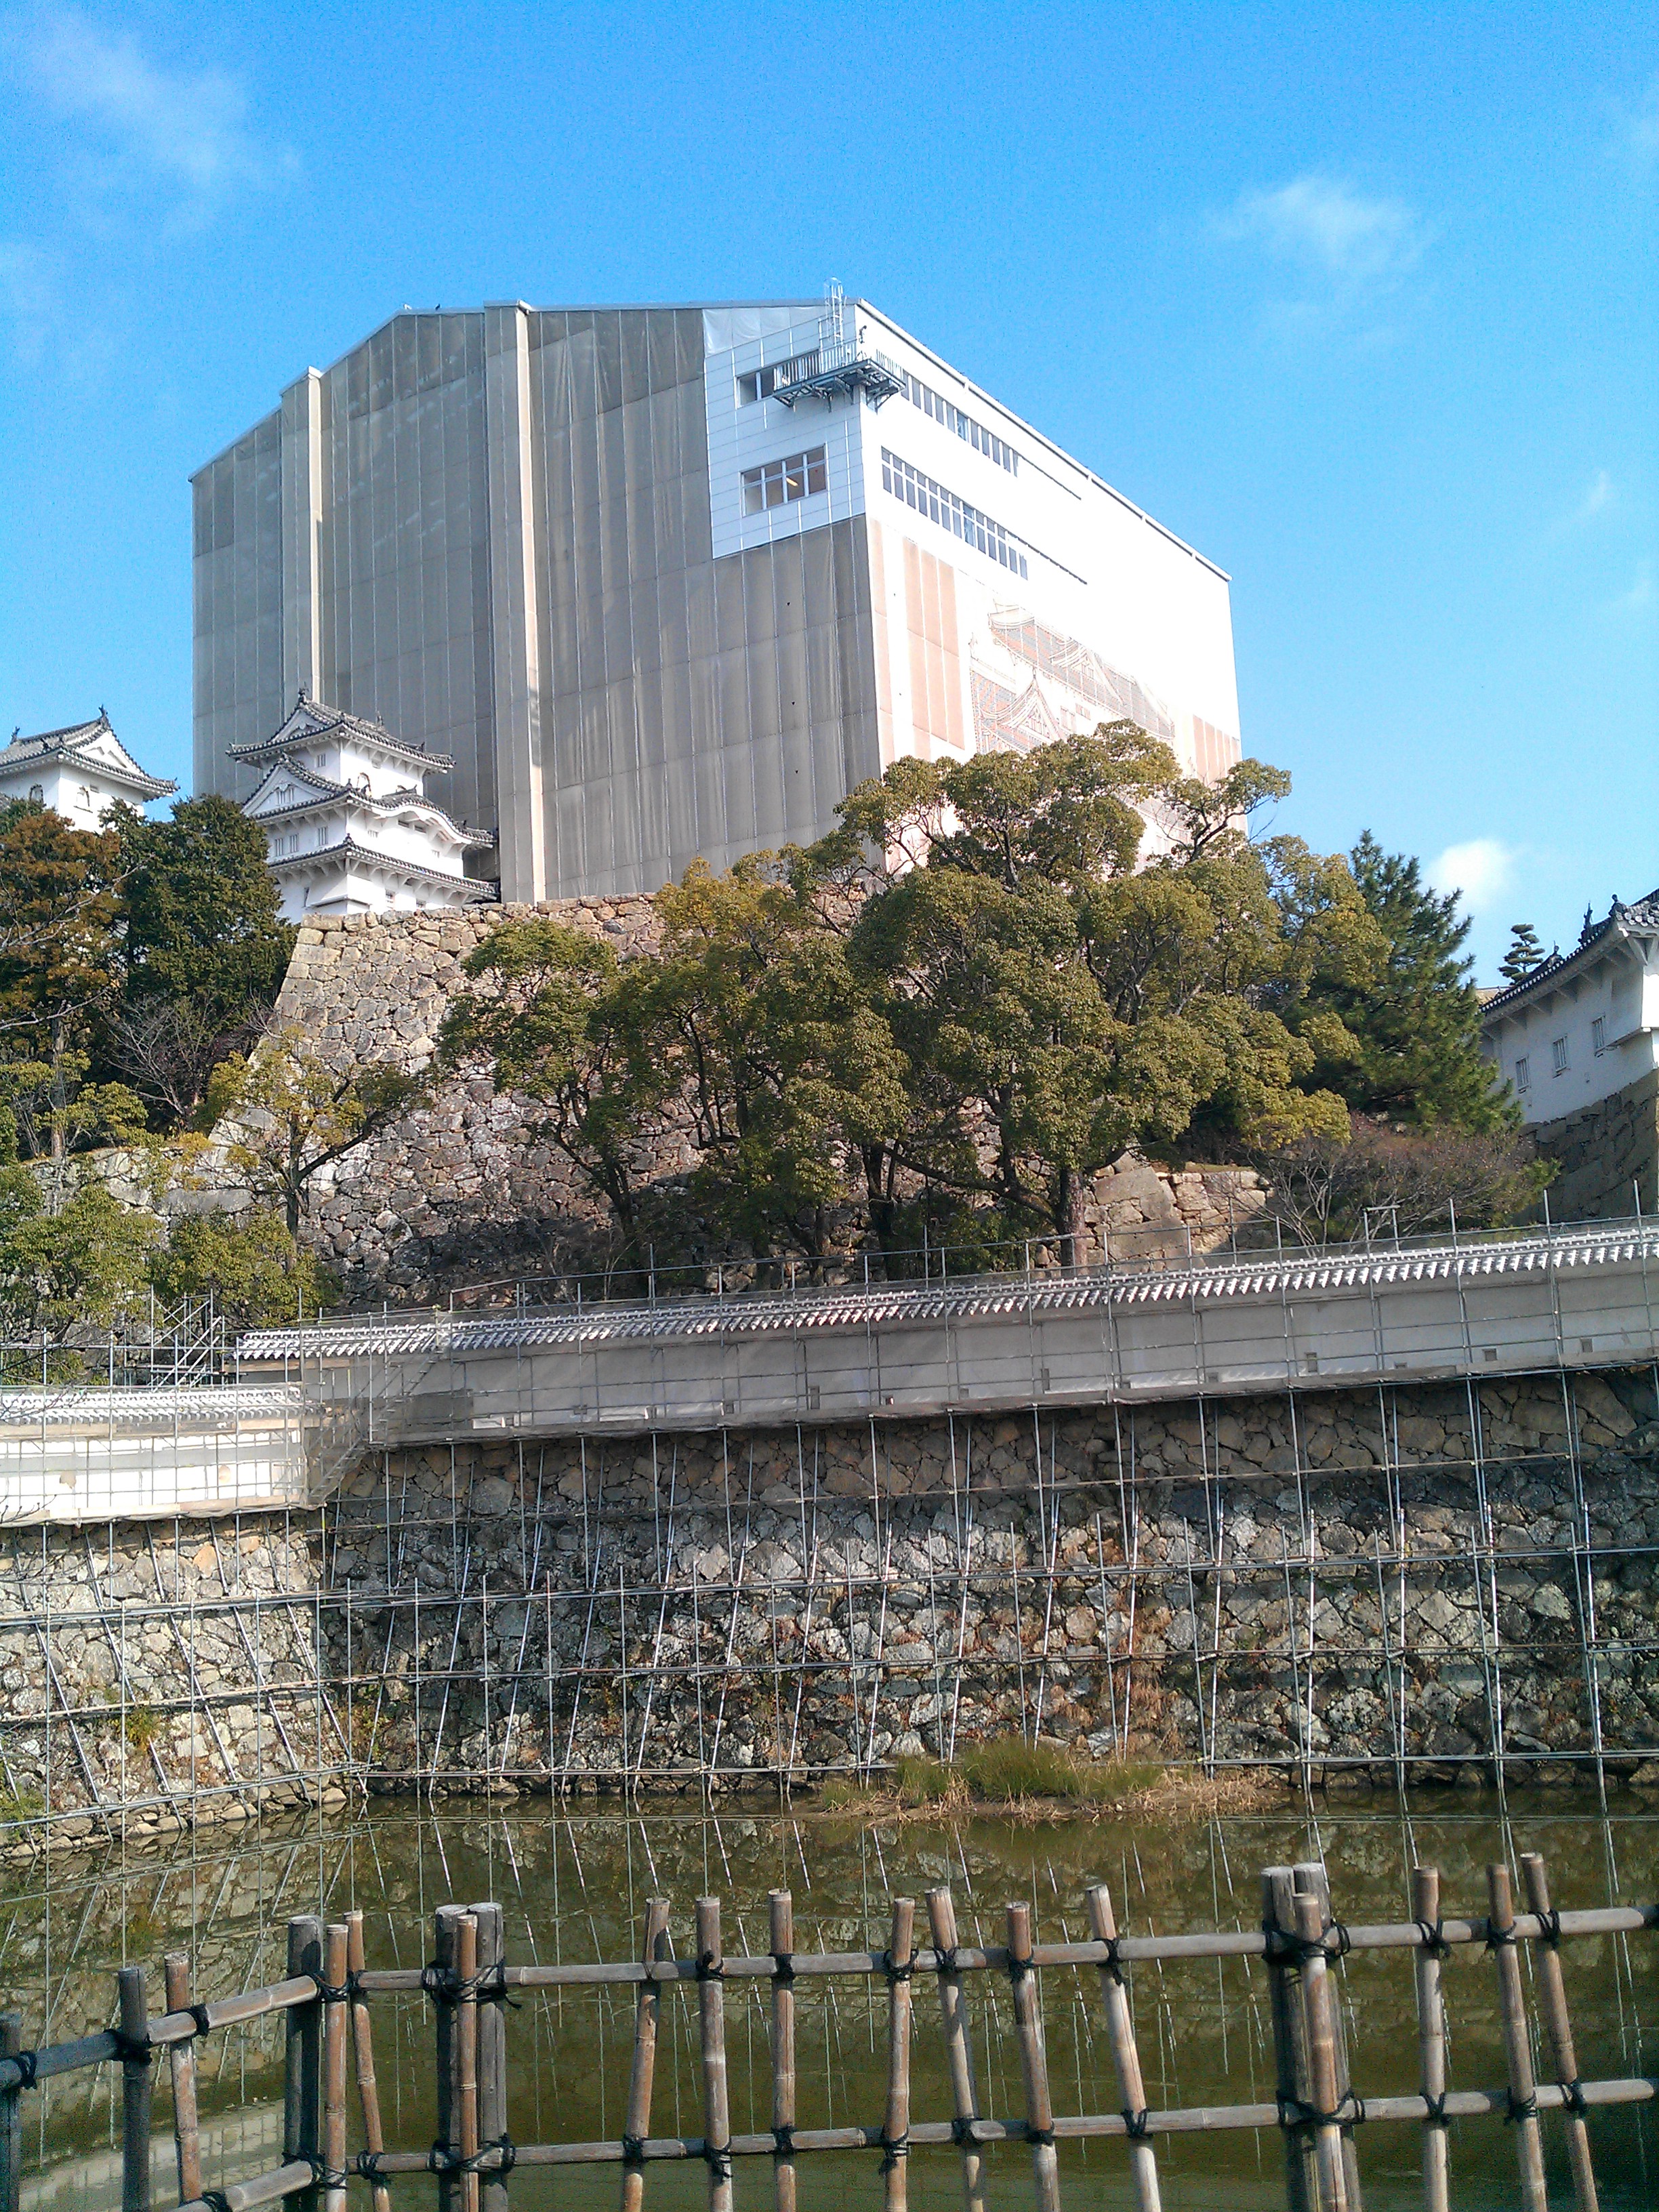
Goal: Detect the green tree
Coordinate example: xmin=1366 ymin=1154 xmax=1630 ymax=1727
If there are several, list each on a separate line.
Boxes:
xmin=653 ymin=858 xmax=914 ymax=1264
xmin=151 ymin=1208 xmax=336 ymax=1329
xmin=1500 ymin=921 xmax=1550 ymax=985
xmin=106 ymin=796 xmax=295 ymax=1124
xmin=0 ymin=1167 xmax=157 ymax=1370
xmin=836 ymin=738 xmax=1355 ymax=1256
xmin=1295 ymin=831 xmax=1511 ymax=1131
xmin=206 ymin=1027 xmax=419 ymax=1235
xmin=0 ymin=802 xmax=127 ymax=1158
xmin=438 ymin=920 xmax=674 ymax=1269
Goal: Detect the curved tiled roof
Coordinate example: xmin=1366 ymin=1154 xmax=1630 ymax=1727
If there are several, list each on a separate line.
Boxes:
xmin=1480 ymin=890 xmax=1659 ymax=1019
xmin=237 ymin=1218 xmax=1659 ymax=1359
xmin=266 ymin=835 xmax=497 ymax=898
xmin=228 ymin=695 xmax=455 ymax=773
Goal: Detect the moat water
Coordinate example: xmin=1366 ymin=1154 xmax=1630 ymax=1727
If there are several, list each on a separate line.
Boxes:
xmin=2 ymin=1788 xmax=1656 ymax=2211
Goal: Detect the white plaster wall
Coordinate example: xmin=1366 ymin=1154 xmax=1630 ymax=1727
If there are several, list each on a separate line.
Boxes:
xmin=1483 ymin=941 xmax=1659 ymax=1122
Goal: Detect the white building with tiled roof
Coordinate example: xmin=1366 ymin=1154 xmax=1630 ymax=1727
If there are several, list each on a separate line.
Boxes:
xmin=1480 ymin=891 xmax=1659 ymax=1218
xmin=0 ymin=713 xmax=176 ymax=829
xmin=234 ymin=695 xmax=495 ymax=921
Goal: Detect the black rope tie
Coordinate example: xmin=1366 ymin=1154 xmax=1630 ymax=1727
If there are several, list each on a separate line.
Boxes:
xmin=1560 ymin=2078 xmax=1589 ymax=2118
xmin=702 ymin=2142 xmax=732 ymax=2183
xmin=1264 ymin=1917 xmax=1351 ymax=1966
xmin=771 ymin=2125 xmax=795 ymax=2158
xmin=1006 ymin=1950 xmax=1035 ymax=1990
xmin=879 ymin=2129 xmax=909 ymax=2173
xmin=1506 ymin=2089 xmax=1539 ymax=2127
xmin=621 ymin=2135 xmax=647 ymax=2167
xmin=425 ymin=2140 xmax=516 ymax=2177
xmin=418 ymin=1964 xmax=516 ymax=2007
xmin=315 ymin=1982 xmax=351 ymax=2006
xmin=1486 ymin=1921 xmax=1519 ymax=1954
xmin=1537 ymin=1908 xmax=1563 ymax=1946
xmin=883 ymin=1950 xmax=914 ymax=1985
xmin=1025 ymin=2125 xmax=1056 ymax=2148
xmin=1422 ymin=2092 xmax=1449 ymax=2128
xmin=112 ymin=2030 xmax=153 ymax=2067
xmin=200 ymin=2190 xmax=234 ymax=2212
xmin=771 ymin=1950 xmax=795 ymax=1986
xmin=949 ymin=2115 xmax=979 ymax=2148
xmin=1123 ymin=2107 xmax=1151 ymax=2141
xmin=697 ymin=1952 xmax=724 ymax=1983
xmin=7 ymin=2049 xmax=39 ymax=2090
xmin=1416 ymin=1919 xmax=1452 ymax=1960
xmin=1101 ymin=1935 xmax=1126 ymax=1986
xmin=1277 ymin=2091 xmax=1366 ymax=2132
xmin=933 ymin=1945 xmax=960 ymax=1976
xmin=187 ymin=2004 xmax=214 ymax=2040
xmin=354 ymin=2152 xmax=388 ymax=2182
xmin=306 ymin=2157 xmax=352 ymax=2191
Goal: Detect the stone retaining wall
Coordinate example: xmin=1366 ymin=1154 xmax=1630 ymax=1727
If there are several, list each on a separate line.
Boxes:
xmin=10 ymin=1368 xmax=1653 ymax=1849
xmin=1532 ymin=1067 xmax=1659 ymax=1221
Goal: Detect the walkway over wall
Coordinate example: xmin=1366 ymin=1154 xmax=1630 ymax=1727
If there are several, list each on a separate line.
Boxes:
xmin=239 ymin=1220 xmax=1659 ymax=1455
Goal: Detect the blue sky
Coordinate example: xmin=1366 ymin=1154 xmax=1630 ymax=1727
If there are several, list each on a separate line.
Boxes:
xmin=0 ymin=1 xmax=1654 ymax=979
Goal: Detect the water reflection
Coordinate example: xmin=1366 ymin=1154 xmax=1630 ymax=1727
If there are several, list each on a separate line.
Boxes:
xmin=3 ymin=1790 xmax=1656 ymax=2210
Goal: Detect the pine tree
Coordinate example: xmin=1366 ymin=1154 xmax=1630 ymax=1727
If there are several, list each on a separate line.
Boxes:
xmin=1500 ymin=921 xmax=1549 ymax=984
xmin=1298 ymin=831 xmax=1512 ymax=1131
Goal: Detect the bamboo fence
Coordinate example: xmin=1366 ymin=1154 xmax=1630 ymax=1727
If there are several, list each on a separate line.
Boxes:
xmin=1 ymin=1854 xmax=1654 ymax=2212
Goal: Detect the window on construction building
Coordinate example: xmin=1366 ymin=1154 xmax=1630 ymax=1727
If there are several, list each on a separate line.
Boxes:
xmin=28 ymin=785 xmax=42 ymax=803
xmin=741 ymin=447 xmax=828 ymax=515
xmin=899 ymin=371 xmax=1019 ymax=472
xmin=1593 ymin=1016 xmax=1607 ymax=1056
xmin=1552 ymin=1036 xmax=1570 ymax=1075
xmin=1515 ymin=1057 xmax=1530 ymax=1093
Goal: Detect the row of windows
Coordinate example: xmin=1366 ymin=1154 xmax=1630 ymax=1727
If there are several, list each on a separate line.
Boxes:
xmin=741 ymin=446 xmax=829 ymax=514
xmin=899 ymin=371 xmax=1018 ymax=472
xmin=737 ymin=352 xmax=820 ymax=405
xmin=1515 ymin=1019 xmax=1610 ymax=1092
xmin=880 ymin=449 xmax=1029 ymax=577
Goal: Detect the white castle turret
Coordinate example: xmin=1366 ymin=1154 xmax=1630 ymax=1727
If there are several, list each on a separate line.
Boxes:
xmin=233 ymin=694 xmax=495 ymax=922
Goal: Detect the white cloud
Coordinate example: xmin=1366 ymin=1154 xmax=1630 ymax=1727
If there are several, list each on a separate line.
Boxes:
xmin=1616 ymin=73 xmax=1659 ymax=173
xmin=19 ymin=7 xmax=286 ymax=216
xmin=1427 ymin=838 xmax=1518 ymax=915
xmin=1222 ymin=174 xmax=1427 ymax=287
xmin=1613 ymin=565 xmax=1655 ymax=615
xmin=1574 ymin=468 xmax=1616 ymax=523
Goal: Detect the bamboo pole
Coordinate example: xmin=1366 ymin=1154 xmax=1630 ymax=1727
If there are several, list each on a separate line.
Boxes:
xmin=119 ymin=1964 xmax=152 ymax=2212
xmin=1521 ymin=1852 xmax=1599 ymax=2212
xmin=1408 ymin=1868 xmax=1450 ymax=2212
xmin=1005 ymin=1902 xmax=1061 ymax=2212
xmin=344 ymin=1913 xmax=390 ymax=2212
xmin=621 ymin=1899 xmax=672 ymax=2212
xmin=924 ymin=1888 xmax=985 ymax=2212
xmin=696 ymin=1898 xmax=733 ymax=2212
xmin=882 ymin=1900 xmax=915 ymax=2212
xmin=163 ymin=1954 xmax=203 ymax=2207
xmin=1261 ymin=1870 xmax=1315 ymax=2212
xmin=1085 ymin=1883 xmax=1161 ymax=2212
xmin=1487 ymin=1864 xmax=1548 ymax=2212
xmin=474 ymin=1905 xmax=508 ymax=2212
xmin=1290 ymin=1892 xmax=1351 ymax=2211
xmin=283 ymin=1918 xmax=323 ymax=2212
xmin=320 ymin=1927 xmax=348 ymax=2212
xmin=433 ymin=1906 xmax=464 ymax=2212
xmin=767 ymin=1893 xmax=796 ymax=2212
xmin=456 ymin=1912 xmax=482 ymax=2212
xmin=0 ymin=2012 xmax=23 ymax=2212
xmin=1294 ymin=1864 xmax=1361 ymax=2209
